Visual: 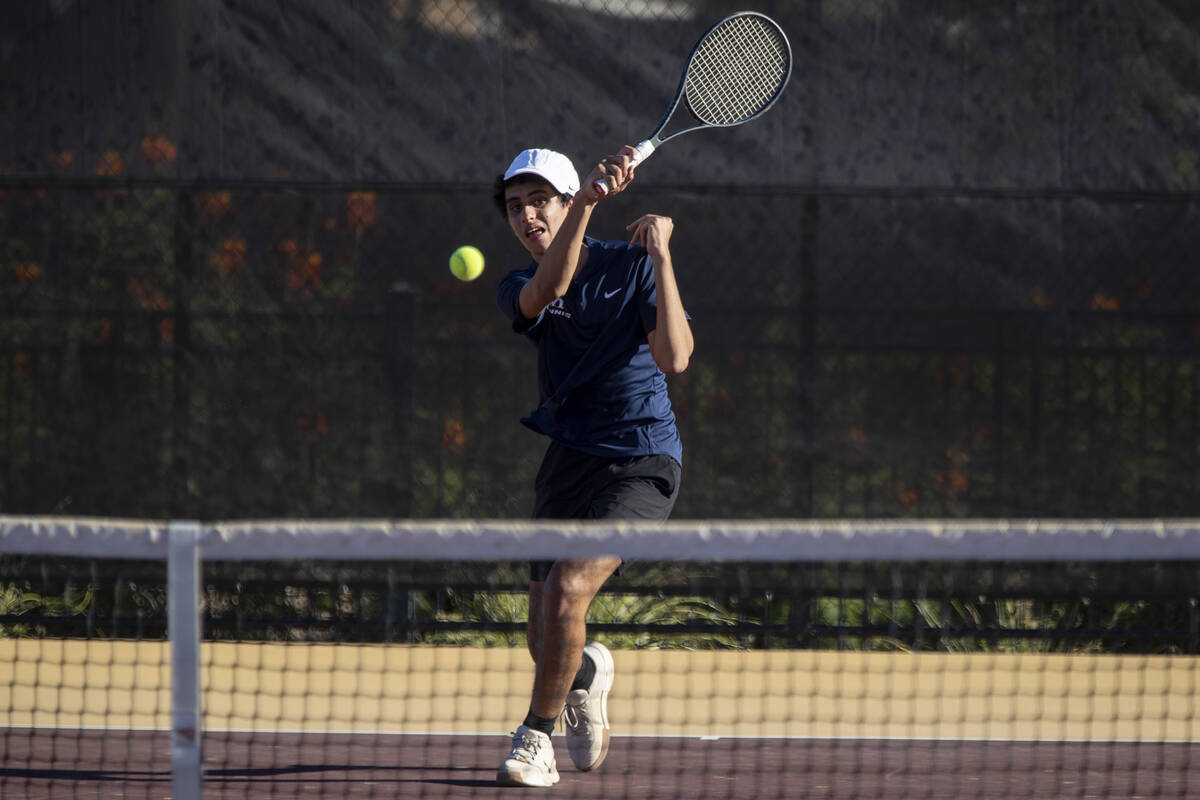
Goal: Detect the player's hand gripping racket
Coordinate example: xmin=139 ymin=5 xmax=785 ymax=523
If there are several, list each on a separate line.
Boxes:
xmin=593 ymin=11 xmax=792 ymax=196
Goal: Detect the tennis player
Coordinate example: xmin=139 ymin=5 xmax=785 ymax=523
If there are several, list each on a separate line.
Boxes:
xmin=492 ymin=147 xmax=693 ymax=788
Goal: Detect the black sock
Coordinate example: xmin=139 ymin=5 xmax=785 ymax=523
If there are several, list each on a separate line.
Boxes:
xmin=522 ymin=709 xmax=558 ymax=736
xmin=570 ymin=651 xmax=596 ymax=692
xmin=522 ymin=650 xmax=597 ymax=735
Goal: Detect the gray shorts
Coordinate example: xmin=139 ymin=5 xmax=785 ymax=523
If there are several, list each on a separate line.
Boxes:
xmin=529 ymin=440 xmax=681 ymax=582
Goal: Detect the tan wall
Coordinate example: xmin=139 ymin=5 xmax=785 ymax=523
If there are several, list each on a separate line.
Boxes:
xmin=2 ymin=641 xmax=1197 ymax=741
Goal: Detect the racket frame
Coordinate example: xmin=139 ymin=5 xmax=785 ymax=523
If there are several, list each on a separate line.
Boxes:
xmin=594 ymin=11 xmax=792 ymax=195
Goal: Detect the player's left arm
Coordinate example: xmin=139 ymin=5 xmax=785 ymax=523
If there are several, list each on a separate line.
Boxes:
xmin=629 ymin=214 xmax=693 ymax=375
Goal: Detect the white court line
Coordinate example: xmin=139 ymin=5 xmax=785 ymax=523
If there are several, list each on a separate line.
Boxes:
xmin=191 ymin=726 xmax=1200 ymax=745
xmin=4 ymin=721 xmax=1196 ymax=745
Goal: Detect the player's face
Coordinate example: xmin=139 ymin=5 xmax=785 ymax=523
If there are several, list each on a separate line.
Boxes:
xmin=504 ymin=181 xmax=570 ymax=261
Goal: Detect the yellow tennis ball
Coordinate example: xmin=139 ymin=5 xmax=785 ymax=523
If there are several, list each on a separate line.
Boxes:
xmin=449 ymin=245 xmax=485 ymax=281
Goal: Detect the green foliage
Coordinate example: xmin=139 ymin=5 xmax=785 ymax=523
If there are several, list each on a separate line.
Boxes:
xmin=415 ymin=588 xmax=746 ymax=650
xmin=4 ymin=557 xmax=1193 ymax=654
xmin=0 ymin=581 xmax=93 ymax=638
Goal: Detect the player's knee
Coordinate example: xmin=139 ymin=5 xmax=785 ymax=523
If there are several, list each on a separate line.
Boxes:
xmin=542 ymin=574 xmax=598 ymax=618
xmin=543 ymin=576 xmax=588 ymax=609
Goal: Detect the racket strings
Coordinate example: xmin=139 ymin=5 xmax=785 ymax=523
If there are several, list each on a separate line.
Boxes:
xmin=685 ymin=16 xmax=790 ymax=126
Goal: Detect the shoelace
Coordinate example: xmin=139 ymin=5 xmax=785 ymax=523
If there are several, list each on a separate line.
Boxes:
xmin=563 ymin=698 xmax=589 ymax=732
xmin=511 ymin=731 xmax=547 ymax=763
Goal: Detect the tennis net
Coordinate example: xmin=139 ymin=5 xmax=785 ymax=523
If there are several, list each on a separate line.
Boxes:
xmin=1 ymin=516 xmax=1199 ymax=799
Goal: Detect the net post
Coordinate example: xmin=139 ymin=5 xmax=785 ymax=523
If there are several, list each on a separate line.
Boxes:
xmin=168 ymin=520 xmax=203 ymax=800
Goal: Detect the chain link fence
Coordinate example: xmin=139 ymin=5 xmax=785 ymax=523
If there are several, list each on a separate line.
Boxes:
xmin=2 ymin=1 xmax=1198 ymax=519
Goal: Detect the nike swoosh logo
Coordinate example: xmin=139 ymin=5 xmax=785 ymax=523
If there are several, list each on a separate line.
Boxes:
xmin=604 ymin=289 xmax=621 ymax=299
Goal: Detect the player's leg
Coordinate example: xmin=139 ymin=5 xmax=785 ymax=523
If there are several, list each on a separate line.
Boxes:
xmin=558 ymin=455 xmax=682 ymax=771
xmin=496 ymin=581 xmax=559 ymax=786
xmin=497 ymin=557 xmax=618 ymax=787
xmin=528 ymin=557 xmax=621 ymax=721
xmin=499 ymin=445 xmax=681 ymax=784
xmin=497 ymin=566 xmax=556 ymax=788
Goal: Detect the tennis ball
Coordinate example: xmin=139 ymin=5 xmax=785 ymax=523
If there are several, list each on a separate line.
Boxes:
xmin=449 ymin=245 xmax=485 ymax=281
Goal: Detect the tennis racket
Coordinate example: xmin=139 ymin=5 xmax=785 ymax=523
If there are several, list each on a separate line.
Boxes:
xmin=594 ymin=11 xmax=792 ymax=196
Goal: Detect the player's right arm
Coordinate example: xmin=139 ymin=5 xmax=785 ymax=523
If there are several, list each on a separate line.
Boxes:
xmin=518 ymin=147 xmax=638 ymax=320
xmin=518 ymin=198 xmax=595 ymax=320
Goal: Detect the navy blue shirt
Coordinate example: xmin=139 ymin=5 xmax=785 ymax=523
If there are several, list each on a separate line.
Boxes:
xmin=496 ymin=236 xmax=684 ymax=465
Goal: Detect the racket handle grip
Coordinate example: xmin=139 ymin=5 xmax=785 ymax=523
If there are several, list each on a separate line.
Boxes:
xmin=592 ymin=140 xmax=656 ymax=197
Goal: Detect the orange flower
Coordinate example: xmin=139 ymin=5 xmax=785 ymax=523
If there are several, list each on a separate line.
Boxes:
xmin=937 ymin=447 xmax=971 ymax=499
xmin=15 ymin=263 xmax=40 ymax=282
xmin=287 ymin=256 xmax=323 ymax=295
xmin=946 ymin=446 xmax=971 ymax=466
xmin=278 ymin=241 xmax=324 ymax=298
xmin=346 ymin=191 xmax=377 ymax=230
xmin=140 ymin=135 xmax=178 ymax=164
xmin=211 ymin=238 xmax=248 ymax=276
xmin=897 ymin=487 xmax=919 ymax=511
xmin=1090 ymin=292 xmax=1119 ymax=311
xmin=48 ymin=151 xmax=74 ymax=169
xmin=1128 ymin=278 xmax=1154 ymax=302
xmin=198 ymin=191 xmax=232 ymax=216
xmin=296 ymin=409 xmax=329 ymax=439
xmin=125 ymin=279 xmax=169 ymax=312
xmin=96 ymin=149 xmax=125 ymax=176
xmin=939 ymin=470 xmax=968 ymax=497
xmin=1029 ymin=288 xmax=1053 ymax=309
xmin=442 ymin=417 xmax=468 ymax=451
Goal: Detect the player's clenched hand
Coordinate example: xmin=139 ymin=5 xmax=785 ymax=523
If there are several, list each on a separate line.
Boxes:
xmin=582 ymin=145 xmax=640 ymax=202
xmin=626 ymin=214 xmax=673 ymax=259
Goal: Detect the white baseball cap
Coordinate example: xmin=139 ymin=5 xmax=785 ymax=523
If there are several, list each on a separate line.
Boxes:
xmin=503 ymin=148 xmax=580 ymax=196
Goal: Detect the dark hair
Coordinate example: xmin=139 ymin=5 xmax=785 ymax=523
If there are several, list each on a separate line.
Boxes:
xmin=492 ymin=173 xmax=572 ymax=219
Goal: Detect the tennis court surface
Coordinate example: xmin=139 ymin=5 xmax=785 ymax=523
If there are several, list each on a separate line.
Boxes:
xmin=2 ymin=516 xmax=1199 ymax=798
xmin=4 ymin=728 xmax=1196 ymax=799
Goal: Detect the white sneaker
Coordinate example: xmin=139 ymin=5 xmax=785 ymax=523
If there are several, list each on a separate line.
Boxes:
xmin=563 ymin=641 xmax=615 ymax=771
xmin=496 ymin=725 xmax=560 ymax=788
